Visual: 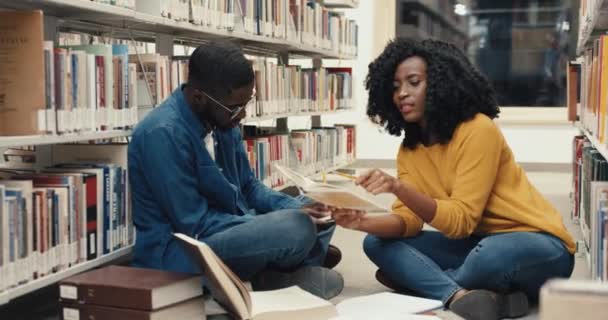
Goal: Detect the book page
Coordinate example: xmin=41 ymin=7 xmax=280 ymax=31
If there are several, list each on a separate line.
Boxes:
xmin=336 ymin=292 xmax=443 ymax=320
xmin=250 ymin=286 xmax=334 ymax=316
xmin=273 ymin=164 xmax=387 ymax=212
xmin=173 ymin=233 xmax=250 ymax=319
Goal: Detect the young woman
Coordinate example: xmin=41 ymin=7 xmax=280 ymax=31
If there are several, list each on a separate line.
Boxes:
xmin=331 ymin=38 xmax=575 ymax=320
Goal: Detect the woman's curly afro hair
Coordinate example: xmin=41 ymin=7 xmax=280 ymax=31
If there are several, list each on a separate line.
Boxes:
xmin=365 ymin=38 xmax=500 ymax=149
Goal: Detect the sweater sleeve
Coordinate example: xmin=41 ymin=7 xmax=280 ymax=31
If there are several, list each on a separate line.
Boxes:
xmin=428 ymin=117 xmax=503 ymax=238
xmin=392 ymin=152 xmax=424 ymax=237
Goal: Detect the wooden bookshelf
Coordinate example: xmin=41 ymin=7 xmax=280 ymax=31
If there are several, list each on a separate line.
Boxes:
xmin=0 ymin=246 xmax=133 ymax=305
xmin=0 ymin=130 xmax=132 ymax=148
xmin=0 ymin=0 xmax=356 ymax=60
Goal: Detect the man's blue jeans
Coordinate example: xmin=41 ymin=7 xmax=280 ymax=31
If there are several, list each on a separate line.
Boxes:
xmin=201 ymin=209 xmax=334 ymax=280
xmin=364 ymin=231 xmax=574 ymax=305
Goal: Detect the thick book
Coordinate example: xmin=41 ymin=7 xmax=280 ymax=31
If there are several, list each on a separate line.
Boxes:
xmin=173 ymin=234 xmax=442 ymax=320
xmin=273 ymin=164 xmax=387 ymax=212
xmin=540 ymin=279 xmax=608 ymax=320
xmin=58 ymin=265 xmax=203 ymax=311
xmin=60 ymin=297 xmax=206 ymax=320
xmin=173 ymin=233 xmax=338 ymax=320
xmin=0 ymin=10 xmax=45 ymax=136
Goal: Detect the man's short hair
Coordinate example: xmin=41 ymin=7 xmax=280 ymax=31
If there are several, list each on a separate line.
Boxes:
xmin=188 ymin=40 xmax=255 ymax=98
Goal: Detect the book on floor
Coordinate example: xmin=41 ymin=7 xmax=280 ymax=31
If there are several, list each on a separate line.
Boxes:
xmin=58 ymin=265 xmax=203 ymax=311
xmin=173 ymin=233 xmax=339 ymax=320
xmin=540 ymin=279 xmax=608 ymax=320
xmin=273 ymin=164 xmax=387 ymax=212
xmin=61 ymin=297 xmax=206 ymax=320
xmin=174 ymin=233 xmax=443 ymax=320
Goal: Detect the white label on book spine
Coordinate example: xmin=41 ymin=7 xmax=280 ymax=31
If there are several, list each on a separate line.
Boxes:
xmin=60 ymin=285 xmax=78 ymax=300
xmin=90 ymin=233 xmax=96 ymax=255
xmin=57 ymin=110 xmax=67 ymax=133
xmin=37 ymin=109 xmax=47 ymax=132
xmin=63 ymin=307 xmax=80 ymax=320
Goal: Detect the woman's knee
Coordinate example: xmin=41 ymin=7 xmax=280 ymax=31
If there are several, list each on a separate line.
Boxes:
xmin=363 ymin=234 xmax=409 ymax=262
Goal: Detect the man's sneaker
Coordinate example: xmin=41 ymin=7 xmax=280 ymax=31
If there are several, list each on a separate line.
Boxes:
xmin=251 ymin=266 xmax=344 ymax=300
xmin=375 ymin=269 xmax=422 ymax=297
xmin=449 ymin=290 xmax=529 ymax=320
xmin=323 ymin=245 xmax=342 ymax=269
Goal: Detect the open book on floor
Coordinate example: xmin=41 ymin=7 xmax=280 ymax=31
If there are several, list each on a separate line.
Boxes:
xmin=273 ymin=164 xmax=388 ymax=212
xmin=174 ymin=233 xmax=338 ymax=320
xmin=174 ymin=233 xmax=443 ymax=320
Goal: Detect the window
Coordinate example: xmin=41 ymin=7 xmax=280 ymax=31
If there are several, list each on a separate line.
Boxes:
xmin=466 ymin=0 xmax=573 ymax=107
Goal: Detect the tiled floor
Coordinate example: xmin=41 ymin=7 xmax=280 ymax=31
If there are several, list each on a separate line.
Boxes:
xmin=327 ymin=169 xmax=588 ymax=320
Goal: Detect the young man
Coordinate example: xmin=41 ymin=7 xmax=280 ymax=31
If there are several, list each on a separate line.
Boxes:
xmin=128 ymin=41 xmax=343 ymax=299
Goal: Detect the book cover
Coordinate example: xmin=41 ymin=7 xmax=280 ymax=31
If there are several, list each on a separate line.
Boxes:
xmin=60 ymin=297 xmax=206 ymax=320
xmin=0 ymin=10 xmax=45 ymax=136
xmin=59 ymin=265 xmax=203 ymax=311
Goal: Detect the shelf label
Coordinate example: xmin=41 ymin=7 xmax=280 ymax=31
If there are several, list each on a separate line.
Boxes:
xmin=60 ymin=285 xmax=78 ymax=300
xmin=63 ymin=307 xmax=80 ymax=320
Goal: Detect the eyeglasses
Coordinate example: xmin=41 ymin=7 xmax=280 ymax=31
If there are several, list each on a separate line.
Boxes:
xmin=197 ymin=89 xmax=255 ymax=120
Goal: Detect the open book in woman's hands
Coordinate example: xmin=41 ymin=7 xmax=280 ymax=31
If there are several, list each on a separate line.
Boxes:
xmin=273 ymin=164 xmax=388 ymax=212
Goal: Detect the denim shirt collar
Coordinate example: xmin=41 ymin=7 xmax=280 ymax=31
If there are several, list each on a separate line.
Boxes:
xmin=174 ymin=84 xmax=210 ymax=139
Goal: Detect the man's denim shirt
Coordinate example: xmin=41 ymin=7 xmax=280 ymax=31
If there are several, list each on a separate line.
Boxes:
xmin=128 ymin=86 xmax=304 ymax=273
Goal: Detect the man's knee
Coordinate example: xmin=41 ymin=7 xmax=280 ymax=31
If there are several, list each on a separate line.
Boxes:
xmin=266 ymin=210 xmax=317 ymax=253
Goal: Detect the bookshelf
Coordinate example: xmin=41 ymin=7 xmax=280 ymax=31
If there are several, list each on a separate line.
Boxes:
xmin=0 ymin=0 xmax=359 ymax=307
xmin=243 ymin=109 xmax=349 ymax=123
xmin=322 ymin=0 xmax=359 ymax=9
xmin=0 ymin=246 xmax=133 ymax=305
xmin=577 ymin=0 xmax=608 ymax=55
xmin=0 ymin=0 xmax=356 ymax=60
xmin=580 ymin=126 xmax=608 ymax=160
xmin=0 ymin=130 xmax=132 ymax=149
xmin=271 ymin=160 xmax=354 ymax=191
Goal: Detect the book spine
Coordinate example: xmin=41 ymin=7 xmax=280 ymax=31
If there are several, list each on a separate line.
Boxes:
xmin=59 ymin=285 xmax=152 ymax=311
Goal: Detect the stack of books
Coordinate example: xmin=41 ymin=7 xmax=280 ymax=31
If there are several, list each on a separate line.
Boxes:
xmin=58 ymin=265 xmax=205 ymax=320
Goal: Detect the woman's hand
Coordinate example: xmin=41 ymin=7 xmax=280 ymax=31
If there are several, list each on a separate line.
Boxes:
xmin=330 ymin=207 xmax=366 ymax=230
xmin=355 ymin=169 xmax=402 ymax=195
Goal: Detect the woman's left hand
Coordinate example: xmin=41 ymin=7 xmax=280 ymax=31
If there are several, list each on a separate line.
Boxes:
xmin=355 ymin=169 xmax=402 ymax=195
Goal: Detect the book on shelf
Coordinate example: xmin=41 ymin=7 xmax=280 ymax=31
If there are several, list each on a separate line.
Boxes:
xmin=58 ymin=265 xmax=203 ymax=311
xmin=0 ymin=10 xmax=45 ymax=137
xmin=567 ymin=61 xmax=581 ymax=122
xmin=540 ymin=279 xmax=608 ymax=320
xmin=571 ymin=135 xmax=608 ymax=281
xmin=134 ymin=0 xmax=358 ymax=55
xmin=0 ymin=154 xmax=131 ymax=293
xmin=273 ymin=164 xmax=386 ymax=212
xmin=242 ymin=124 xmax=356 ymax=190
xmin=577 ymin=35 xmax=608 ymax=142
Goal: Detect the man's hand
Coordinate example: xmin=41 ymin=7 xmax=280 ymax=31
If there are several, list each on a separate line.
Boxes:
xmin=302 ymin=202 xmax=331 ymax=224
xmin=330 ymin=207 xmax=366 ymax=230
xmin=355 ymin=169 xmax=402 ymax=195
